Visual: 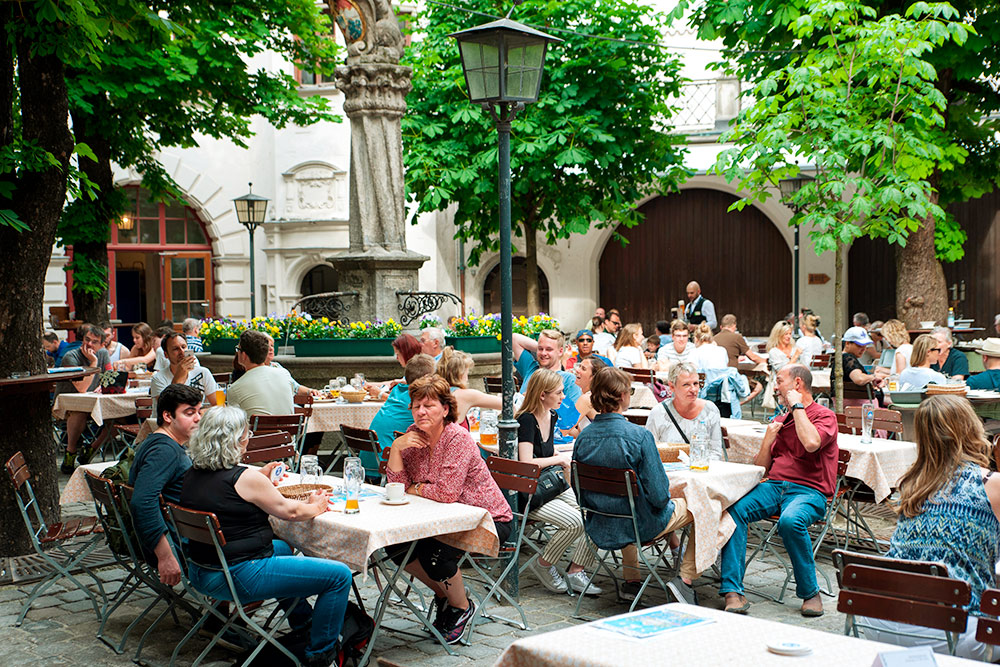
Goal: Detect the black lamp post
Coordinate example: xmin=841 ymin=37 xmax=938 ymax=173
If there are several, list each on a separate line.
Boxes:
xmin=452 ymin=16 xmax=560 ymax=462
xmin=778 ymin=176 xmax=811 ymax=335
xmin=233 ymin=183 xmax=269 ymax=319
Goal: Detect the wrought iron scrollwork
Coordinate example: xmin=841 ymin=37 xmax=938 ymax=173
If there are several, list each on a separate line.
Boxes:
xmin=395 ymin=291 xmax=463 ymax=326
xmin=290 ymin=291 xmax=359 ymax=323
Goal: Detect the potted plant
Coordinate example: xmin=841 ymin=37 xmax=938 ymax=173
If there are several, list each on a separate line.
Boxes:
xmin=292 ymin=319 xmax=402 ymax=357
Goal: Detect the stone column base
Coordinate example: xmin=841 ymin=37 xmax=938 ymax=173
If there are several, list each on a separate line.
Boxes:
xmin=327 ymin=249 xmax=429 ymax=324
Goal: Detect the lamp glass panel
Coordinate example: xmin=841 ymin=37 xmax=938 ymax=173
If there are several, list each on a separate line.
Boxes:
xmin=250 ymin=201 xmax=268 ymax=224
xmin=504 ymin=43 xmax=544 ymax=100
xmin=460 ymin=40 xmax=499 ymax=101
xmin=234 ymin=199 xmax=250 ymax=224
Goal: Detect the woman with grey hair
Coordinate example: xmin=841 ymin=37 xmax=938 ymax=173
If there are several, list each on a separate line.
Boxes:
xmin=644 ymin=362 xmax=723 ymax=460
xmin=180 ymin=406 xmax=352 ymax=667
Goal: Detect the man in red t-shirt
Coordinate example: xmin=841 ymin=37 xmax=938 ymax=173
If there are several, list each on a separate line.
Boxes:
xmin=718 ymin=364 xmax=838 ymax=617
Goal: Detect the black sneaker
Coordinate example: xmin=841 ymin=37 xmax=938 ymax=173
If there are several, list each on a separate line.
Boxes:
xmin=430 ymin=595 xmax=448 ymax=630
xmin=60 ymin=452 xmax=77 ymax=474
xmin=619 ymin=580 xmax=642 ymax=602
xmin=438 ymin=601 xmax=476 ymax=645
xmin=76 ymin=445 xmax=95 ymax=465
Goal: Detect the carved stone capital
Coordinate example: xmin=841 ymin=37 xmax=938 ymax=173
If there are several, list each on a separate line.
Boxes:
xmin=335 ymin=63 xmax=412 ymax=117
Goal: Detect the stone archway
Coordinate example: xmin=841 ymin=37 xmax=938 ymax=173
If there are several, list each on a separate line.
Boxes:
xmin=598 ymin=188 xmax=792 ymax=336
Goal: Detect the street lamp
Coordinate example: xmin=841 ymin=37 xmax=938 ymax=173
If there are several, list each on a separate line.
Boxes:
xmin=778 ymin=175 xmax=812 ymax=335
xmin=233 ymin=183 xmax=269 ymax=318
xmin=451 ymin=13 xmax=559 ymax=552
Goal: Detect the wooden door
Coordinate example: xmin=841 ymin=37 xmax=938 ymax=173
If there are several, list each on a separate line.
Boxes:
xmin=163 ymin=252 xmax=213 ymax=321
xmin=598 ymin=189 xmax=792 ymax=336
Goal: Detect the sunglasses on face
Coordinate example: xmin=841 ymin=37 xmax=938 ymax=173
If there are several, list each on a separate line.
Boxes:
xmin=578 ymin=337 xmax=593 ymax=343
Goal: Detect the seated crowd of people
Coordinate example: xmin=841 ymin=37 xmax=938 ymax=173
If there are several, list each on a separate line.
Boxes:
xmin=43 ymin=296 xmax=1000 ymax=663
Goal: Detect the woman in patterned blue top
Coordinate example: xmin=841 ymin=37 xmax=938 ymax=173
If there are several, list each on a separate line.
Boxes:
xmin=860 ymin=395 xmax=1000 ymax=661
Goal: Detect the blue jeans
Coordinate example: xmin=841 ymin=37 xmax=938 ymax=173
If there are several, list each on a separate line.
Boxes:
xmin=188 ymin=540 xmax=352 ymax=659
xmin=719 ymin=480 xmax=827 ymax=600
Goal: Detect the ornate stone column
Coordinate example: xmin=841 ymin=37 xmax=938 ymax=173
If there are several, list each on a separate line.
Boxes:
xmin=327 ymin=0 xmax=428 ymax=322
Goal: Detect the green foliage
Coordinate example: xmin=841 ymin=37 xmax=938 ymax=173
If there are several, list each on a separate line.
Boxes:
xmin=402 ymin=0 xmax=690 ymax=266
xmin=58 ymin=185 xmax=129 ymax=247
xmin=711 ymin=0 xmax=969 ymax=259
xmin=63 ymin=254 xmax=109 ymax=297
xmin=688 ymin=0 xmax=1000 ymax=261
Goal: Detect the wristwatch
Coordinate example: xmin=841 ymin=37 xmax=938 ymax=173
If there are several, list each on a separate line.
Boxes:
xmin=790 ymin=403 xmax=805 ymax=411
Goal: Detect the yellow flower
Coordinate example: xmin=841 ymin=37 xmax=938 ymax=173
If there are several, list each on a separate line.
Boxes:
xmin=321 ymin=317 xmax=329 ymax=324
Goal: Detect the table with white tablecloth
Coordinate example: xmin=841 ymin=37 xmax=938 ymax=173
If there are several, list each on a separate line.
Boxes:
xmin=60 ymin=461 xmax=117 ymax=504
xmin=721 ymin=418 xmax=917 ymax=502
xmin=52 ymin=391 xmax=146 ymax=425
xmin=494 ymin=603 xmax=979 ymax=667
xmin=305 ymin=399 xmax=383 ymax=433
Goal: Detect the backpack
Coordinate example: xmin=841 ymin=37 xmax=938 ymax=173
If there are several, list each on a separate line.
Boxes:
xmin=100 ymin=445 xmax=139 ymax=557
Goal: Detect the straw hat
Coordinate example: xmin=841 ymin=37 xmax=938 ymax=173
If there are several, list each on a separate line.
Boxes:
xmin=979 ymin=338 xmax=1000 ymax=357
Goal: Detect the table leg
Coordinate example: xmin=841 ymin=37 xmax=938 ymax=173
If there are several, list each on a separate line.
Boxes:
xmin=357 ymin=543 xmax=457 ymax=666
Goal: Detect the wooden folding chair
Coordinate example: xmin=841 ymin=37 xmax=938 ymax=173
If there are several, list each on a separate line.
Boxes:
xmin=4 ymin=452 xmax=106 ymax=626
xmin=571 ymin=460 xmax=682 ymax=617
xmin=623 ymin=367 xmax=653 ymax=384
xmin=810 ymin=353 xmax=832 ymax=370
xmin=293 ymin=392 xmax=314 ymax=417
xmin=114 ymin=396 xmax=154 ymax=448
xmin=459 ymin=457 xmax=539 ymax=641
xmin=212 ymin=372 xmax=231 ymax=392
xmin=624 ymin=412 xmax=648 ymax=426
xmin=976 ymin=588 xmax=1000 ymax=661
xmin=250 ymin=413 xmax=307 ymax=470
xmin=483 ymin=376 xmax=503 ymax=394
xmin=838 ymin=561 xmax=969 ymax=655
xmin=331 ymin=424 xmax=383 ymax=480
xmin=844 ymin=405 xmax=903 ymax=439
xmin=242 ymin=431 xmax=295 ymax=465
xmin=720 ymin=425 xmax=731 ymax=462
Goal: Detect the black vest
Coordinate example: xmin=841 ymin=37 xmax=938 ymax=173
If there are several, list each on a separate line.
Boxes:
xmin=686 ymin=295 xmax=707 ymax=325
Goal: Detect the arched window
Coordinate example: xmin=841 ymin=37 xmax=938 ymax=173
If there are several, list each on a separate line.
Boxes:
xmin=483 ymin=258 xmax=550 ymax=316
xmin=300 ymin=264 xmax=339 ymax=295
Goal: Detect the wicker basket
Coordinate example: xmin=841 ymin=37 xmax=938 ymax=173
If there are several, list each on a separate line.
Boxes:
xmin=657 ymin=443 xmax=690 ymax=463
xmin=277 ymin=484 xmax=334 ymax=501
xmin=925 ymin=384 xmax=968 ymax=396
xmin=340 ymin=390 xmax=367 ymax=403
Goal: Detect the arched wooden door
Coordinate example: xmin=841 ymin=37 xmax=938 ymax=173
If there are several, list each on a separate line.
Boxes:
xmin=598 ymin=189 xmax=792 ymax=336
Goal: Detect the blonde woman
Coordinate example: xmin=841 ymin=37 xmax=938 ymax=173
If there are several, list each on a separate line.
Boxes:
xmin=766 ymin=321 xmax=801 ymax=373
xmin=436 ymin=348 xmax=501 ymax=428
xmin=879 ymin=319 xmax=912 ymax=374
xmin=859 ymin=396 xmax=1000 ymax=660
xmin=515 ymin=369 xmax=601 ymax=597
xmin=613 ymin=323 xmax=648 ymax=369
xmin=898 ymin=334 xmax=946 ymax=390
xmin=794 ymin=315 xmax=824 ymax=367
xmin=690 ymin=322 xmax=729 ymax=370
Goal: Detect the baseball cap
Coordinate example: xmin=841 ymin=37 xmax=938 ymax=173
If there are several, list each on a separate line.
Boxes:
xmin=575 ymin=329 xmax=594 ymax=341
xmin=843 ymin=326 xmax=873 ymax=346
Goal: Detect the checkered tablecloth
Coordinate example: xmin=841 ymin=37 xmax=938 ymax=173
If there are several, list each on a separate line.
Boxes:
xmin=270 ymin=474 xmax=499 ymax=577
xmin=60 ymin=461 xmax=117 ymax=504
xmin=721 ymin=419 xmax=916 ymax=502
xmin=306 ymin=400 xmax=384 ymax=433
xmin=52 ymin=391 xmax=146 ymax=425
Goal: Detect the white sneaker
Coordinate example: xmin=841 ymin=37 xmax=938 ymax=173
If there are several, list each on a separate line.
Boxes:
xmin=566 ymin=570 xmax=603 ymax=596
xmin=529 ymin=558 xmax=567 ymax=593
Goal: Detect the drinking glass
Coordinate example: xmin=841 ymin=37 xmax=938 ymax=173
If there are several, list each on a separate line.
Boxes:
xmin=300 ymin=455 xmax=321 ymax=486
xmin=861 ymin=405 xmax=875 ymax=443
xmin=480 ymin=409 xmax=498 ymax=446
xmin=344 ymin=457 xmax=364 ymax=514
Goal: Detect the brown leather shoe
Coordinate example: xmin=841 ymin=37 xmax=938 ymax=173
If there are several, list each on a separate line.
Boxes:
xmin=724 ymin=593 xmax=751 ymax=614
xmin=800 ymin=594 xmax=824 ymax=617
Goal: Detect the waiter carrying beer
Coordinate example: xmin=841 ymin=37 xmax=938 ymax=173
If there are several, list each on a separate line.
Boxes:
xmin=685 ymin=281 xmax=717 ymax=331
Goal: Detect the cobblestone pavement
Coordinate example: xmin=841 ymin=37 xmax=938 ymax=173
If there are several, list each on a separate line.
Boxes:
xmin=0 ymin=475 xmax=893 ymax=665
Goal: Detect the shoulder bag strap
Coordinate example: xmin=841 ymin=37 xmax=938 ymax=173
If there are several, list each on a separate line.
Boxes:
xmin=662 ymin=402 xmax=689 ymax=444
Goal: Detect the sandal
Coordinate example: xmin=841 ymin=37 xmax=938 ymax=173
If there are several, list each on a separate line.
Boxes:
xmin=724 ymin=596 xmax=751 ymax=614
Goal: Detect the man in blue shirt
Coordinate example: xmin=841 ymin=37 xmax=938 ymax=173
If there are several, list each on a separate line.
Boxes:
xmin=128 ymin=383 xmax=203 ymax=585
xmin=367 ymin=354 xmax=436 ymax=477
xmin=513 ymin=330 xmax=581 ymax=442
xmin=42 ymin=331 xmax=73 ymax=366
xmin=931 ymin=327 xmax=969 ymax=380
xmin=969 ymin=338 xmax=1000 ymax=391
xmin=572 ymin=366 xmax=699 ymax=605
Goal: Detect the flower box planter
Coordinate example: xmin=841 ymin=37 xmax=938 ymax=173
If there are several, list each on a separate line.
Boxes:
xmin=292 ymin=338 xmax=396 ymax=357
xmin=208 ymin=339 xmax=239 ymax=355
xmin=446 ymin=335 xmax=501 ymax=355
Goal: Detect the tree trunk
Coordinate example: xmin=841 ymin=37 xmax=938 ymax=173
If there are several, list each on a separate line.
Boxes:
xmin=895 ymin=182 xmax=948 ymax=330
xmin=834 ymin=243 xmax=844 ymax=414
xmin=68 ymin=104 xmax=113 ymax=328
xmin=0 ymin=36 xmax=75 ymax=556
xmin=522 ymin=220 xmax=540 ymax=316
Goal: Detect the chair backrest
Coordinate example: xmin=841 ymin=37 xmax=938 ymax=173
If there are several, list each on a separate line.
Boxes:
xmin=624 ymin=412 xmax=648 ymax=426
xmin=242 ymin=431 xmax=295 ymax=464
xmin=485 ymin=456 xmax=539 ymax=496
xmin=250 ymin=414 xmax=307 ymax=447
xmin=392 ymin=430 xmax=406 ymax=440
xmin=993 ymin=434 xmax=1000 ymax=473
xmin=213 ymin=372 xmax=231 ymax=387
xmin=720 ymin=425 xmax=731 ymax=452
xmin=623 ymin=367 xmax=653 ymax=384
xmin=976 ymin=589 xmax=1000 ymax=646
xmin=832 ymin=549 xmax=949 ymax=586
xmin=341 ymin=424 xmax=381 ymax=455
xmin=810 ymin=353 xmax=832 ymax=369
xmin=85 ymin=474 xmax=141 ymax=562
xmin=164 ymin=502 xmax=225 ymax=548
xmin=571 ymin=461 xmax=639 ymax=512
xmin=293 ymin=392 xmax=314 ymax=417
xmin=135 ymin=396 xmax=154 ymax=421
xmin=844 ymin=405 xmax=903 ymax=434
xmin=838 ymin=563 xmax=970 ymax=636
xmin=378 ymin=446 xmax=391 ymax=477
xmin=5 ymin=452 xmax=47 ymax=542
xmin=483 ymin=376 xmax=503 ymax=394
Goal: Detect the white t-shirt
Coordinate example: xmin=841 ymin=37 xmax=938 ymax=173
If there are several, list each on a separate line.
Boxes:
xmin=645 ymin=399 xmax=724 ymax=461
xmin=895 ymin=344 xmax=913 ymax=373
xmin=690 ymin=343 xmax=729 ymax=370
xmin=154 ymin=347 xmax=169 ymax=371
xmin=150 ymin=364 xmax=218 ymax=406
xmin=614 ymin=346 xmax=644 ymax=369
xmin=899 ymin=366 xmax=946 ymax=390
xmin=768 ymin=347 xmax=794 ymax=373
xmin=657 ymin=341 xmax=692 ymax=365
xmin=592 ymin=331 xmax=616 ymax=355
xmin=226 ymin=365 xmax=296 ymax=416
xmin=795 ymin=335 xmax=824 ymax=367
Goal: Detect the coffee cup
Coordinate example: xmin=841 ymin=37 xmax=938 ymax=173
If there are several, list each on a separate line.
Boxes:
xmin=385 ymin=482 xmax=405 ymax=502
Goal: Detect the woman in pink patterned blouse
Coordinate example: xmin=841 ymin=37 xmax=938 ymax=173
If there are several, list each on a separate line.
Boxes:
xmin=386 ymin=374 xmax=512 ymax=645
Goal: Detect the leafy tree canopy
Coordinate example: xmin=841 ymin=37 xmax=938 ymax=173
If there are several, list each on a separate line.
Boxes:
xmin=402 ymin=0 xmax=690 ymax=267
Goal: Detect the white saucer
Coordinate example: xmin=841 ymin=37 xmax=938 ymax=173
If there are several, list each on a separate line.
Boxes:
xmin=381 ymin=497 xmax=409 ymax=506
xmin=766 ymin=641 xmax=811 ymax=656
